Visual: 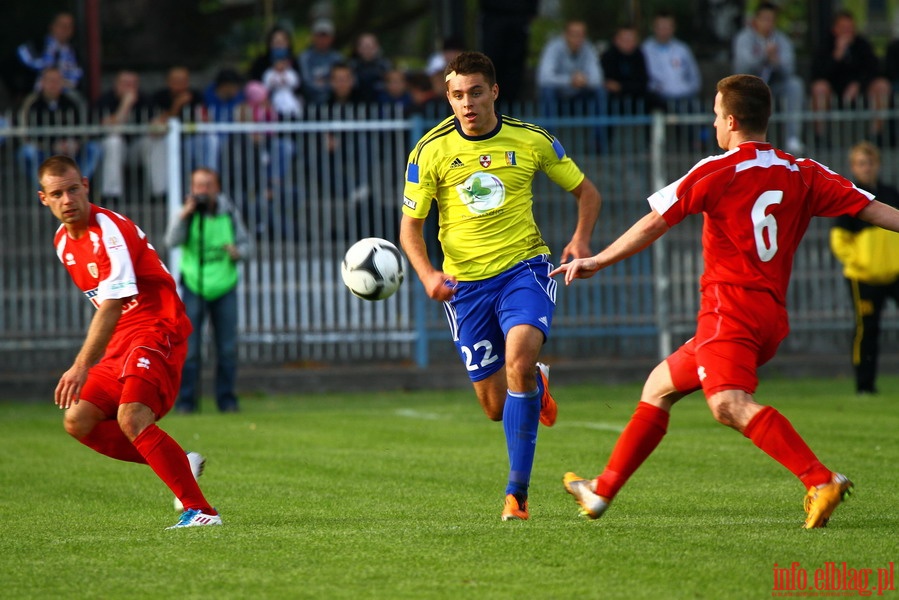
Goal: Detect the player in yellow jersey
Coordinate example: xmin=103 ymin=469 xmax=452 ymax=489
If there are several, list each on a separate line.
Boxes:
xmin=400 ymin=51 xmax=602 ymax=520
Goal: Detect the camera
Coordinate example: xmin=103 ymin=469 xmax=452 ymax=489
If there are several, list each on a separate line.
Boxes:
xmin=193 ymin=194 xmax=213 ymax=213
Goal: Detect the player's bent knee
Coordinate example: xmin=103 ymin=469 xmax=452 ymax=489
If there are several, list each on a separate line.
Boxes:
xmin=706 ymin=390 xmax=755 ymax=430
xmin=708 ymin=403 xmax=736 ymax=428
xmin=116 ymin=414 xmax=148 ymax=441
xmin=116 ymin=403 xmax=155 ymax=441
xmin=63 ymin=412 xmax=93 ymax=439
xmin=504 ymin=358 xmax=539 ymax=392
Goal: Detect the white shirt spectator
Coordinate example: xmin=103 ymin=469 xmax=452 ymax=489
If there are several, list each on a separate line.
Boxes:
xmin=263 ymin=63 xmax=303 ymax=117
xmin=642 ymin=37 xmax=701 ymax=100
xmin=536 ymin=21 xmax=604 ymax=98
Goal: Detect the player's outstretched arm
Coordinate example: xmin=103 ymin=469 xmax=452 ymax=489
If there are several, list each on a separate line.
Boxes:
xmin=550 ymin=211 xmax=669 ymax=285
xmin=55 ymin=297 xmax=125 ymax=409
xmin=399 ymin=214 xmax=457 ymax=302
xmin=560 ymin=178 xmax=602 ymax=263
xmin=857 ymin=200 xmax=899 ymax=233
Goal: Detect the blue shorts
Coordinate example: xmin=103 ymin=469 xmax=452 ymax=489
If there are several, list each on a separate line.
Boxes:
xmin=443 ymin=255 xmax=557 ymax=382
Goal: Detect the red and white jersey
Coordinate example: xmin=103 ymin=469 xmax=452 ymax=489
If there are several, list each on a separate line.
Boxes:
xmin=54 ymin=204 xmax=191 ymax=351
xmin=648 ymin=142 xmax=874 ymax=305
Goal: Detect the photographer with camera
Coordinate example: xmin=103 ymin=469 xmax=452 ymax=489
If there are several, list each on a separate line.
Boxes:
xmin=165 ymin=167 xmax=251 ymax=413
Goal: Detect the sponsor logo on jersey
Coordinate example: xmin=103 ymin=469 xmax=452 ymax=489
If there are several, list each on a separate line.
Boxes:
xmin=479 ymin=155 xmax=492 ymax=168
xmin=450 ymin=157 xmax=464 ymax=169
xmin=110 ymin=280 xmax=136 ymax=291
xmin=403 ymin=196 xmax=418 ymax=210
xmin=106 ymin=235 xmax=125 ymax=251
xmin=505 ymin=152 xmax=516 ymax=166
xmin=455 ymin=171 xmax=506 ymax=214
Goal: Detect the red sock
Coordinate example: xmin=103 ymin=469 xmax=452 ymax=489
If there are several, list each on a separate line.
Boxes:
xmin=743 ymin=406 xmax=832 ymax=489
xmin=132 ymin=424 xmax=216 ymax=515
xmin=79 ymin=420 xmax=148 ymax=464
xmin=595 ymin=402 xmax=670 ymax=500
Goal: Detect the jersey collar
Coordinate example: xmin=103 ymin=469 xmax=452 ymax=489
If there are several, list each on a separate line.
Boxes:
xmin=739 ymin=140 xmax=772 ymax=150
xmin=453 ymin=112 xmax=502 ymax=141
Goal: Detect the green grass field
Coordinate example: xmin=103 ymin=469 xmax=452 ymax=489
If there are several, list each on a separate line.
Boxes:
xmin=1 ymin=375 xmax=897 ymax=599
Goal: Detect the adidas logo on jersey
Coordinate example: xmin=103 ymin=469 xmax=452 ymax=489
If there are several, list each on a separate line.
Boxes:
xmin=450 ymin=157 xmax=464 ymax=169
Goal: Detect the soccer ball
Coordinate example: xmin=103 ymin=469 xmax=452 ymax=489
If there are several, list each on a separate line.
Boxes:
xmin=341 ymin=238 xmax=404 ymax=300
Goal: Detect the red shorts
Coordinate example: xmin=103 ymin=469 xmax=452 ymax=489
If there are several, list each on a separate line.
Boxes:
xmin=667 ymin=284 xmax=789 ymax=397
xmin=80 ymin=328 xmax=187 ymax=419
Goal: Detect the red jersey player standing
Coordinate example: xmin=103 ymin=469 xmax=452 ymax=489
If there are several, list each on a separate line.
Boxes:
xmin=551 ymin=74 xmax=899 ymax=529
xmin=37 ymin=155 xmax=222 ymax=529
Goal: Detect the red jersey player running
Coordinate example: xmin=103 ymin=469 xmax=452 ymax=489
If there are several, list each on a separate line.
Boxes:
xmin=552 ymin=74 xmax=899 ymax=529
xmin=37 ymin=155 xmax=221 ymax=529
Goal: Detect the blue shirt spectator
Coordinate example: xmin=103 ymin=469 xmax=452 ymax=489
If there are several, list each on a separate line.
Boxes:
xmin=204 ymin=68 xmax=244 ymax=123
xmin=298 ymin=18 xmax=344 ymax=106
xmin=16 ymin=12 xmax=83 ymax=95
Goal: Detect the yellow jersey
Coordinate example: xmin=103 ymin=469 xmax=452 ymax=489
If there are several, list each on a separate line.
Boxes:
xmin=403 ymin=114 xmax=585 ymax=280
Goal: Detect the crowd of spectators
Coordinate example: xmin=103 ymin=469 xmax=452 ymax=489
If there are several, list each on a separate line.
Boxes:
xmin=8 ymin=5 xmax=899 ymax=194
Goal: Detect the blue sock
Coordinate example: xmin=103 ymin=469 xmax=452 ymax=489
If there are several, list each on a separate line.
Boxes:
xmin=503 ymin=388 xmax=541 ymax=498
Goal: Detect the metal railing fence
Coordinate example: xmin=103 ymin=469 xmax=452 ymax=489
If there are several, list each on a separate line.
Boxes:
xmin=1 ymin=99 xmax=897 ymax=377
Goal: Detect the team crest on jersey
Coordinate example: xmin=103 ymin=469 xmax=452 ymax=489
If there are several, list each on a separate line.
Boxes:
xmin=479 ymin=154 xmax=491 ymax=168
xmin=505 ymin=152 xmax=516 ymax=166
xmin=87 ymin=263 xmax=99 ymax=278
xmin=455 ymin=171 xmax=506 ymax=215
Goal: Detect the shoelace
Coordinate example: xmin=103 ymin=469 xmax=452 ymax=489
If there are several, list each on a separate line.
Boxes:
xmin=177 ymin=509 xmax=200 ymax=525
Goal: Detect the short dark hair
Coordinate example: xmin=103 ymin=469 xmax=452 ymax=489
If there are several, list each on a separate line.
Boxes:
xmin=716 ymin=74 xmax=771 ymax=135
xmin=329 ymin=61 xmax=353 ymax=75
xmin=265 ymin=25 xmax=294 ymax=51
xmin=756 ymin=1 xmax=779 ymax=14
xmin=38 ymin=155 xmax=80 ymax=183
xmin=406 ymin=71 xmax=432 ymax=92
xmin=444 ymin=51 xmax=495 ymax=87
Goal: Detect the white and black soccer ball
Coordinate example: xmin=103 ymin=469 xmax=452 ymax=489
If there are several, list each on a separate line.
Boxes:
xmin=341 ymin=237 xmax=405 ymax=301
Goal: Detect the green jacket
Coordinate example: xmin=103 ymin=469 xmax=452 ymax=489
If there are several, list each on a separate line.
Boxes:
xmin=165 ymin=193 xmax=251 ymax=300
